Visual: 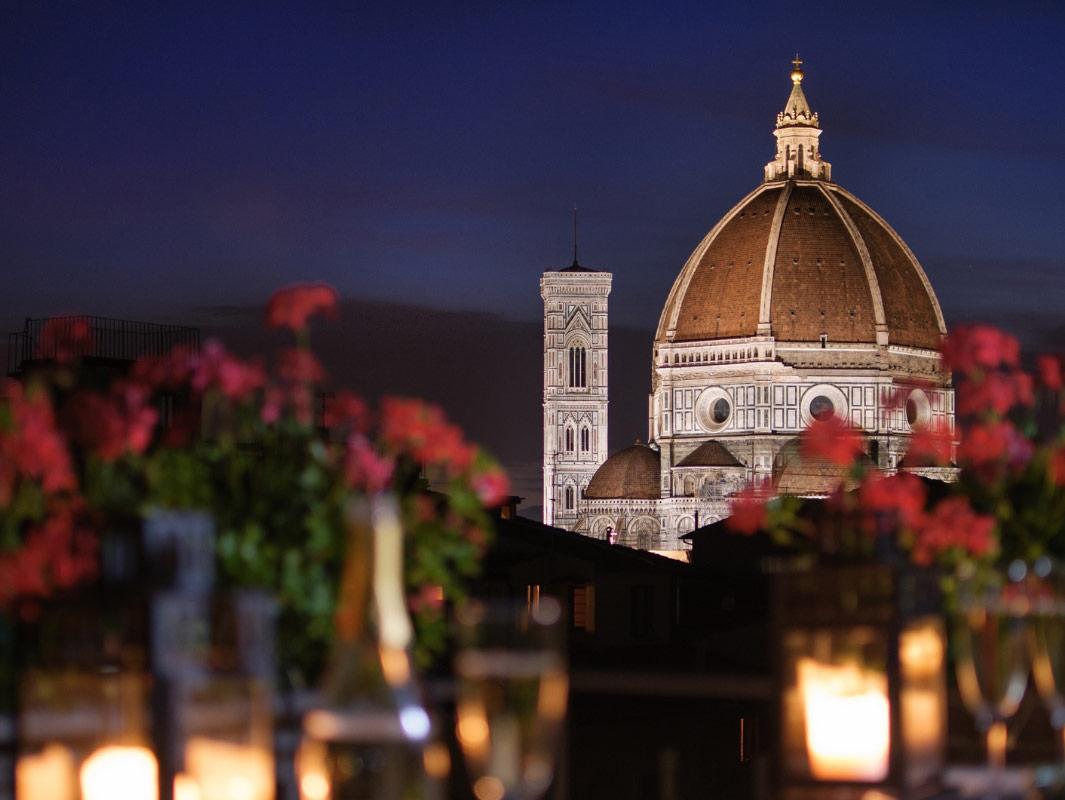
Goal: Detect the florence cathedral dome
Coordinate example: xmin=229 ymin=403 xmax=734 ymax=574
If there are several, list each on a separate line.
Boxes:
xmin=542 ymin=59 xmax=956 ymax=554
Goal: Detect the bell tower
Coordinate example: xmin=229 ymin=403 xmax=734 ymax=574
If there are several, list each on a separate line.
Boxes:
xmin=540 ymin=216 xmax=611 ymax=529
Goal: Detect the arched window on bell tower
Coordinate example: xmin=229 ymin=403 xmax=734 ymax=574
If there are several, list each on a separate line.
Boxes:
xmin=568 ymin=346 xmax=587 ymax=388
xmin=565 ymin=427 xmax=574 ymax=452
xmin=580 ymin=426 xmax=590 ymax=453
xmin=564 ymin=485 xmax=575 ymax=510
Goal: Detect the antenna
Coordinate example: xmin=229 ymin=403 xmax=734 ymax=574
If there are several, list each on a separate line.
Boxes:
xmin=571 ymin=204 xmax=580 ymax=266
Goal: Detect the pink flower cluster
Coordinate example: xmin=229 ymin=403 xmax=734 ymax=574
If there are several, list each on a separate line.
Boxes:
xmin=1 ymin=382 xmax=96 ymax=604
xmin=0 ymin=502 xmax=97 ymax=604
xmin=801 ymin=416 xmax=865 ymax=466
xmin=941 ymin=325 xmax=1020 ymax=374
xmin=909 ymin=496 xmax=996 ymax=567
xmin=0 ymin=380 xmax=75 ymax=501
xmin=68 ymin=382 xmax=159 ymax=462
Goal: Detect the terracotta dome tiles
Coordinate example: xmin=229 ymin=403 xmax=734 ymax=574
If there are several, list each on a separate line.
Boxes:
xmin=671 ymin=186 xmax=780 ymax=341
xmin=831 ymin=189 xmax=942 ymax=350
xmin=658 ymin=180 xmax=945 ymax=351
xmin=770 ymin=184 xmax=877 ymax=343
xmin=584 ymin=442 xmax=661 ymax=500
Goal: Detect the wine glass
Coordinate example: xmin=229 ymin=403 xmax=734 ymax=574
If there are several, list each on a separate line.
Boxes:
xmin=1027 ymin=558 xmax=1065 ymax=763
xmin=454 ymin=597 xmax=568 ymax=800
xmin=952 ymin=579 xmax=1030 ymax=793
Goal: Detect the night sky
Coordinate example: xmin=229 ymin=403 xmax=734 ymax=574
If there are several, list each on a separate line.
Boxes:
xmin=3 ymin=2 xmax=1064 ymax=512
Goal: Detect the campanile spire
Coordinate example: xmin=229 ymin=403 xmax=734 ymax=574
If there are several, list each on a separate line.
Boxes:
xmin=764 ymin=56 xmax=832 ymax=182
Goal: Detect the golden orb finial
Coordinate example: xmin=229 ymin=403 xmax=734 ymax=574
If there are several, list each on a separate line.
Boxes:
xmin=790 ymin=53 xmax=804 ymax=84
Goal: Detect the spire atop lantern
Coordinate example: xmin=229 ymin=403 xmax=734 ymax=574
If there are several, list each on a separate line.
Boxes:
xmin=765 ymin=56 xmax=832 ymax=182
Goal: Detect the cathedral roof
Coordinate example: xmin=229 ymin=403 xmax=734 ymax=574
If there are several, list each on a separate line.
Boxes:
xmin=675 ymin=440 xmax=744 ymax=468
xmin=584 ymin=441 xmax=661 ymax=500
xmin=655 ymin=62 xmax=946 ymax=354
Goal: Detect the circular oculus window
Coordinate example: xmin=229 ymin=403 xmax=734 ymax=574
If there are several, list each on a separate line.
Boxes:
xmin=695 ymin=387 xmax=733 ymax=432
xmin=906 ymin=388 xmax=931 ymax=430
xmin=800 ymin=384 xmax=849 ymax=427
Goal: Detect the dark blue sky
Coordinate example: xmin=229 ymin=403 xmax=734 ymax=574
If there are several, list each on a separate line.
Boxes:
xmin=4 ymin=1 xmax=1064 ymax=330
xmin=3 ymin=2 xmax=1065 ymax=502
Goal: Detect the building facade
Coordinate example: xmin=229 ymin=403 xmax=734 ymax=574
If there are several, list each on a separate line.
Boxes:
xmin=542 ymin=61 xmax=955 ymax=554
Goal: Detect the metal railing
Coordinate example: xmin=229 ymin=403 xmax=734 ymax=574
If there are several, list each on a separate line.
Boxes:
xmin=7 ymin=315 xmax=200 ymax=376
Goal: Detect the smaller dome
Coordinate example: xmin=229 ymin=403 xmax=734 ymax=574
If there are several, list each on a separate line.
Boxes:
xmin=585 ymin=441 xmax=661 ymax=500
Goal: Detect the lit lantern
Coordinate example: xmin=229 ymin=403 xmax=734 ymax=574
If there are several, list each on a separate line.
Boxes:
xmin=15 ymin=512 xmax=276 ymax=800
xmin=775 ymin=564 xmax=947 ymax=799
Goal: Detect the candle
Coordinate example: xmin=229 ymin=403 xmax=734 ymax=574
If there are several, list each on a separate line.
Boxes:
xmin=80 ymin=745 xmax=159 ymax=800
xmin=16 ymin=744 xmax=76 ymax=800
xmin=798 ymin=658 xmax=890 ymax=782
xmin=185 ymin=736 xmax=274 ymax=800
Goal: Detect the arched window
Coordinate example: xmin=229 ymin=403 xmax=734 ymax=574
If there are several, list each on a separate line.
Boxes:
xmin=580 ymin=427 xmax=590 ymax=452
xmin=568 ymin=346 xmax=587 ymax=388
xmin=565 ymin=428 xmax=574 ymax=452
xmin=564 ymin=486 xmax=575 ymax=510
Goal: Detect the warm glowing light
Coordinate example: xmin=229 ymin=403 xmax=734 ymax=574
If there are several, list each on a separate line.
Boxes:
xmin=296 ymin=740 xmax=331 ymax=800
xmin=457 ymin=703 xmax=491 ymax=754
xmin=473 ymin=775 xmax=505 ymax=800
xmin=900 ymin=623 xmax=944 ymax=680
xmin=799 ymin=658 xmax=890 ymax=782
xmin=175 ymin=774 xmax=204 ymax=800
xmin=80 ymin=745 xmax=159 ymax=800
xmin=537 ymin=670 xmax=569 ymax=721
xmin=185 ymin=737 xmax=274 ymax=800
xmin=299 ymin=771 xmax=330 ymax=800
xmin=902 ymin=688 xmax=943 ymax=767
xmin=17 ymin=744 xmax=76 ymax=800
xmin=379 ymin=645 xmax=412 ymax=685
xmin=423 ymin=742 xmax=451 ymax=779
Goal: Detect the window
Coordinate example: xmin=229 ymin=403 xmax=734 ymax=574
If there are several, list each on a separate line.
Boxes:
xmin=564 ymin=485 xmax=575 ymax=510
xmin=568 ymin=346 xmax=587 ymax=388
xmin=810 ymin=395 xmax=835 ymax=421
xmin=526 ymin=584 xmax=541 ymax=613
xmin=572 ymin=585 xmax=595 ymax=632
xmin=580 ymin=427 xmax=590 ymax=452
xmin=565 ymin=428 xmax=574 ymax=452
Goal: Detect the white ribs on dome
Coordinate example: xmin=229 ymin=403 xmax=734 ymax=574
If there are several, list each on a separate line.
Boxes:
xmin=540 ymin=60 xmax=955 ymax=556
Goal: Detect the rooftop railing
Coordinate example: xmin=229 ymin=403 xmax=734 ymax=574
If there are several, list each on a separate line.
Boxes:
xmin=7 ymin=315 xmax=201 ymax=376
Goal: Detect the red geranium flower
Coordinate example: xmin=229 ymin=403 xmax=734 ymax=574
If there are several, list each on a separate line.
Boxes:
xmin=266 ymin=283 xmax=339 ymax=331
xmin=941 ymin=325 xmax=1020 ymax=374
xmin=957 ymin=420 xmax=1032 ymax=471
xmin=956 ymin=371 xmax=1034 ymax=417
xmin=1049 ymin=447 xmax=1065 ymax=487
xmin=1037 ymin=355 xmax=1063 ymax=392
xmin=801 ymin=416 xmax=864 ymax=467
xmin=472 ymin=465 xmax=511 ymax=507
xmin=906 ymin=423 xmax=953 ymax=467
xmin=277 ymin=347 xmax=326 ymax=384
xmin=859 ymin=472 xmax=927 ymax=529
xmin=3 ymin=383 xmax=76 ymax=492
xmin=911 ymin=496 xmax=996 ymax=566
xmin=380 ymin=397 xmax=477 ymax=475
xmin=343 ymin=434 xmax=395 ymax=494
xmin=726 ymin=485 xmax=768 ymax=535
xmin=324 ymin=390 xmax=369 ymax=432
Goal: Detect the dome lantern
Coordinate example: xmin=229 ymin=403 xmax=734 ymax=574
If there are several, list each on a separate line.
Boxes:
xmin=765 ymin=56 xmax=832 ymax=182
